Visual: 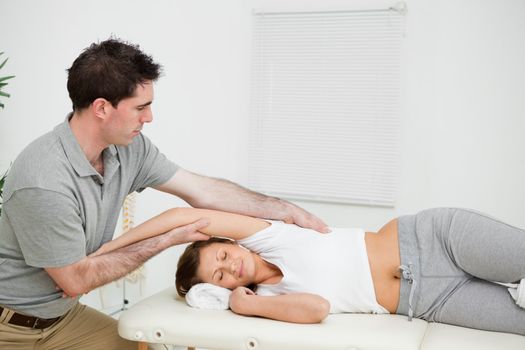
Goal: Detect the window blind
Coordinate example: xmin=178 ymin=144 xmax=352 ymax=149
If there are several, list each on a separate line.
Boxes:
xmin=247 ymin=7 xmax=404 ymax=206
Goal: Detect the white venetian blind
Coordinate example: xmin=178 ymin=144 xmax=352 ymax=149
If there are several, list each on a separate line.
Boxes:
xmin=248 ymin=7 xmax=405 ymax=206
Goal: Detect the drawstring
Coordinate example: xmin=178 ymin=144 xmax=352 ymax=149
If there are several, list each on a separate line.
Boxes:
xmin=399 ymin=263 xmax=417 ymax=321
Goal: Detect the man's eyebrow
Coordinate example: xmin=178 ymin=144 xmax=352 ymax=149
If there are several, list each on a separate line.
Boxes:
xmin=137 ymin=101 xmax=152 ymax=108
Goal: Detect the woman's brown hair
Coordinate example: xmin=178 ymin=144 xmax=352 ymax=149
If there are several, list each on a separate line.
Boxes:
xmin=175 ymin=237 xmax=236 ymax=296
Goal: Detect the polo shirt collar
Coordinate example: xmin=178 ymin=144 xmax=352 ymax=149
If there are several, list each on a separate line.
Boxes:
xmin=54 ymin=118 xmax=118 ymax=179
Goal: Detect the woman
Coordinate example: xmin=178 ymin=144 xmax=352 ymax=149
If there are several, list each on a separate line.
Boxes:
xmin=94 ymin=207 xmax=525 ymax=335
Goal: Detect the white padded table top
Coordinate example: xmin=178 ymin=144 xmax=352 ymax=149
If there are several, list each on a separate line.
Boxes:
xmin=421 ymin=323 xmax=525 ymax=350
xmin=118 ymin=287 xmax=525 ymax=350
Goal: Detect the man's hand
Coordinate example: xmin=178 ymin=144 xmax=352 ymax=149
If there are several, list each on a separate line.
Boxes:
xmin=280 ymin=201 xmax=330 ymax=233
xmin=163 ymin=218 xmax=210 ymax=245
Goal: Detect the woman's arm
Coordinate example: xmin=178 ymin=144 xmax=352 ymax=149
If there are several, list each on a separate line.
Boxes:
xmin=93 ymin=207 xmax=269 ymax=256
xmin=229 ymin=287 xmax=330 ymax=324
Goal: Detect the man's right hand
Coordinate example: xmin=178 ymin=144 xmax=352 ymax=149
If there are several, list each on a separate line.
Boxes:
xmin=163 ymin=218 xmax=210 ymax=246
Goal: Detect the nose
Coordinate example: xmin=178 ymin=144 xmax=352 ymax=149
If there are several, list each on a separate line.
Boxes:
xmin=223 ymin=258 xmax=240 ymax=276
xmin=141 ymin=109 xmax=153 ymax=124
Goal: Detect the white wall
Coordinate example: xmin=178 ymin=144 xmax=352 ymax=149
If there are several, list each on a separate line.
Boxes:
xmin=1 ymin=0 xmax=524 ymax=311
xmin=0 ymin=0 xmax=253 ymax=312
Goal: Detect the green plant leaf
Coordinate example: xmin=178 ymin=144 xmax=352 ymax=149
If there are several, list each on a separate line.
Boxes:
xmin=0 ymin=75 xmax=15 ymax=83
xmin=0 ymin=165 xmax=10 ymax=182
xmin=0 ymin=52 xmax=13 ymax=110
xmin=0 ymin=57 xmax=8 ymax=70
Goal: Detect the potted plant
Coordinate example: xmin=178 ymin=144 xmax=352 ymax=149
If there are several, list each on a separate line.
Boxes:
xmin=0 ymin=52 xmax=15 ymax=108
xmin=0 ymin=51 xmax=15 ymax=215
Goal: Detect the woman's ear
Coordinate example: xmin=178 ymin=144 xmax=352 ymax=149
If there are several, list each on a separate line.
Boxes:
xmin=92 ymin=98 xmax=110 ymax=120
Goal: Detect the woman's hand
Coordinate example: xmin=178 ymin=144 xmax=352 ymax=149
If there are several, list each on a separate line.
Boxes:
xmin=229 ymin=286 xmax=255 ymax=315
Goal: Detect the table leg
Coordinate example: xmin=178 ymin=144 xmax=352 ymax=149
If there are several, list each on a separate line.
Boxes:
xmin=138 ymin=341 xmax=195 ymax=350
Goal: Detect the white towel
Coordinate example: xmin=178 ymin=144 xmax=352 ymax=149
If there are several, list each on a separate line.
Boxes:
xmin=185 ymin=283 xmax=232 ymax=310
xmin=507 ymin=279 xmax=525 ymax=309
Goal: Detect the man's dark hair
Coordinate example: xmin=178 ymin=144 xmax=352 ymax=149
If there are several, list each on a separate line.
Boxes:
xmin=67 ymin=38 xmax=162 ymax=111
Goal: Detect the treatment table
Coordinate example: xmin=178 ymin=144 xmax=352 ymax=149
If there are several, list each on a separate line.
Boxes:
xmin=118 ymin=287 xmax=525 ymax=350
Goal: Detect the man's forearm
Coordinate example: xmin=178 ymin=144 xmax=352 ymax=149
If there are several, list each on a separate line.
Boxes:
xmin=62 ymin=234 xmax=172 ymax=296
xmin=156 ymin=169 xmax=329 ymax=232
xmin=196 ymin=177 xmax=329 ymax=232
xmin=195 ymin=177 xmax=286 ymax=219
xmin=49 ymin=218 xmax=209 ymax=297
xmin=87 ymin=236 xmax=168 ymax=290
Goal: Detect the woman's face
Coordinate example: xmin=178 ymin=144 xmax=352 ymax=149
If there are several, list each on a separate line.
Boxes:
xmin=196 ymin=242 xmax=257 ymax=289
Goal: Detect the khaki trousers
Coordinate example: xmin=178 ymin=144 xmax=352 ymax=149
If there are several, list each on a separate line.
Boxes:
xmin=0 ymin=303 xmax=137 ymax=350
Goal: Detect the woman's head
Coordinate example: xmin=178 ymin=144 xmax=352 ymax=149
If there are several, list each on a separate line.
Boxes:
xmin=176 ymin=237 xmax=257 ymax=296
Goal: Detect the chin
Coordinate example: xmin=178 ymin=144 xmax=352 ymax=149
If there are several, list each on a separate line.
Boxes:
xmin=114 ymin=137 xmax=134 ymax=146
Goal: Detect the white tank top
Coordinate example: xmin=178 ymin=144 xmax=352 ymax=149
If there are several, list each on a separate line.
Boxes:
xmin=238 ymin=221 xmax=388 ymax=314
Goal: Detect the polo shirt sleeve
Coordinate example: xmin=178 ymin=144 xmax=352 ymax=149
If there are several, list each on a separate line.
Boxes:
xmin=131 ymin=133 xmax=179 ymax=193
xmin=4 ymin=188 xmax=86 ymax=268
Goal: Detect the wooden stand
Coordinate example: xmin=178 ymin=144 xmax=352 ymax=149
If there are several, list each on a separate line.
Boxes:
xmin=137 ymin=342 xmax=195 ymax=350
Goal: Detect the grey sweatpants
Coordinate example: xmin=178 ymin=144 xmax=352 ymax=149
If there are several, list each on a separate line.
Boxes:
xmin=396 ymin=208 xmax=525 ymax=336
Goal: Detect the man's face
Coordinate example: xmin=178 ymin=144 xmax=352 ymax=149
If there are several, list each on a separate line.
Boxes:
xmin=103 ymin=81 xmax=154 ymax=146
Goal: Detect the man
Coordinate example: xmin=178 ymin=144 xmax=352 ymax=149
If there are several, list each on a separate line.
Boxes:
xmin=0 ymin=38 xmax=328 ymax=349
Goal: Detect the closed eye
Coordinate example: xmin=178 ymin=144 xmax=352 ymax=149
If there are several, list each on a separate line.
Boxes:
xmin=136 ymin=102 xmax=152 ymax=111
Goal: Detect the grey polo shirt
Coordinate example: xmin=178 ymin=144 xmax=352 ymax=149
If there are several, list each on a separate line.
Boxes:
xmin=0 ymin=119 xmax=178 ymax=318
